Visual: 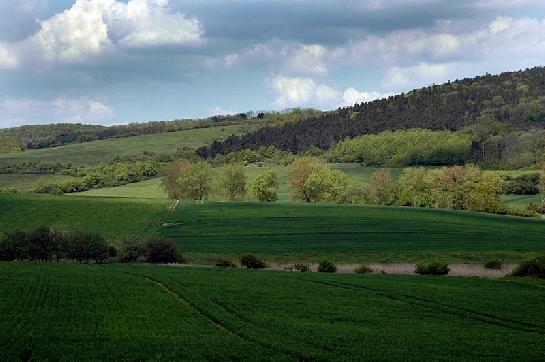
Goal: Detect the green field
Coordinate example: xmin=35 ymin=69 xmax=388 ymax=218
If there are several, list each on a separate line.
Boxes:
xmin=0 ymin=263 xmax=544 ymax=361
xmin=2 ymin=193 xmax=545 ymax=264
xmin=0 ymin=125 xmax=246 ymax=166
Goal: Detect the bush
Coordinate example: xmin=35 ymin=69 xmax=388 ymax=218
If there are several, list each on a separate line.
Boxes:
xmin=355 ymin=264 xmax=373 ymax=274
xmin=415 ymin=261 xmax=450 ymax=275
xmin=294 ymin=263 xmax=310 ymax=272
xmin=240 ymin=255 xmax=266 ymax=269
xmin=33 ymin=181 xmax=61 ymax=194
xmin=118 ymin=235 xmax=144 ymax=262
xmin=317 ymin=260 xmax=337 ymax=273
xmin=215 ymin=258 xmax=236 ymax=268
xmin=0 ymin=187 xmax=18 ymax=193
xmin=58 ymin=179 xmax=88 ymax=193
xmin=511 ymin=256 xmax=545 ymax=278
xmin=144 ymin=236 xmax=179 ymax=264
xmin=504 ymin=173 xmax=540 ymax=195
xmin=484 ymin=259 xmax=502 ymax=270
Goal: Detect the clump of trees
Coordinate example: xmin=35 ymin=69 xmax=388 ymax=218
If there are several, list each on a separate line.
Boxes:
xmin=353 ymin=165 xmax=509 ymax=214
xmin=415 ymin=262 xmax=450 ymax=276
xmin=117 ymin=235 xmax=182 ymax=264
xmin=33 ymin=161 xmax=158 ymax=195
xmin=330 ymin=129 xmax=473 ymax=166
xmin=511 ymin=256 xmax=545 ymax=278
xmin=251 ymin=171 xmax=279 ymax=202
xmin=287 ymin=157 xmax=350 ymax=203
xmin=240 ymin=255 xmax=266 ymax=269
xmin=317 ymin=260 xmax=337 ymax=273
xmin=0 ymin=227 xmax=109 ymax=263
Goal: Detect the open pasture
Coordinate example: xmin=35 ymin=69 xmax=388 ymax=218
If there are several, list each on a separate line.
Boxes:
xmin=0 ymin=125 xmax=246 ymax=166
xmin=0 ymin=263 xmax=544 ymax=361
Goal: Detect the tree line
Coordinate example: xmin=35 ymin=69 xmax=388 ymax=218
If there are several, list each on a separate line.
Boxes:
xmin=162 ymin=157 xmax=540 ymax=217
xmin=0 ymin=228 xmax=182 ymax=264
xmin=197 ymin=67 xmax=545 ymax=158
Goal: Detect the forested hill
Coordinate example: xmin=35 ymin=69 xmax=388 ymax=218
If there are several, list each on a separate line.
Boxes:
xmin=197 ymin=67 xmax=545 ymax=157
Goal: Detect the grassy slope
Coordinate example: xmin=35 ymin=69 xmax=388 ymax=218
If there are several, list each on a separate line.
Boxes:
xmin=0 ymin=124 xmax=246 ymax=166
xmin=2 ymin=192 xmax=545 ymax=263
xmin=0 ymin=263 xmax=544 ymax=361
xmin=0 ymin=193 xmax=169 ymax=239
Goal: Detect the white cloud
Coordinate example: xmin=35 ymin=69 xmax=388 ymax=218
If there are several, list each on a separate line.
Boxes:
xmin=106 ymin=0 xmax=202 ymax=48
xmin=342 ymin=88 xmax=392 ymax=106
xmin=7 ymin=0 xmax=203 ymax=64
xmin=224 ymin=53 xmax=239 ymax=67
xmin=0 ymin=97 xmax=114 ymax=127
xmin=268 ymin=75 xmax=340 ymax=108
xmin=268 ymin=75 xmax=390 ymax=109
xmin=287 ymin=44 xmax=329 ymax=75
xmin=0 ymin=43 xmax=18 ymax=68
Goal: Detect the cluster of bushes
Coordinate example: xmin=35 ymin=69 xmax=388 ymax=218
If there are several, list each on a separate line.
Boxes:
xmin=504 ymin=173 xmax=540 ymax=195
xmin=33 ymin=161 xmax=158 ymax=194
xmin=0 ymin=187 xmax=18 ymax=193
xmin=330 ymin=129 xmax=473 ymax=166
xmin=210 ymin=146 xmax=295 ymax=166
xmin=415 ymin=262 xmax=450 ymax=275
xmin=118 ymin=235 xmax=182 ymax=264
xmin=511 ymin=256 xmax=545 ymax=278
xmin=0 ymin=227 xmax=111 ymax=263
xmin=0 ymin=228 xmax=183 ymax=265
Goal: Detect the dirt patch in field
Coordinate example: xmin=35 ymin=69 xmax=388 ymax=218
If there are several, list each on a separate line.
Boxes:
xmin=267 ymin=262 xmax=516 ymax=278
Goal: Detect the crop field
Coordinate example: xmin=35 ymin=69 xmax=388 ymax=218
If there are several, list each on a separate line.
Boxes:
xmin=161 ymin=202 xmax=545 ymax=264
xmin=2 ymin=192 xmax=545 ymax=263
xmin=0 ymin=193 xmax=169 ymax=239
xmin=0 ymin=263 xmax=544 ymax=361
xmin=0 ymin=124 xmax=246 ymax=166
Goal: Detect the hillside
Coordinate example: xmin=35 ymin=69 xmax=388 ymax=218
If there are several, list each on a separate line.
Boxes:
xmin=198 ymin=67 xmax=545 ymax=157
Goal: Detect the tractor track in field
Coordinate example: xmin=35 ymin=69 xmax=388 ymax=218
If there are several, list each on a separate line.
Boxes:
xmin=288 ymin=276 xmax=545 ymax=336
xmin=142 ymin=276 xmax=247 ymax=342
xmin=143 ymin=276 xmax=319 ymax=361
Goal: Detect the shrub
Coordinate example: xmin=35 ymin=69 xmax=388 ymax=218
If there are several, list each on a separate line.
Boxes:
xmin=484 ymin=259 xmax=502 ymax=270
xmin=240 ymin=255 xmax=266 ymax=269
xmin=511 ymin=256 xmax=545 ymax=278
xmin=58 ymin=179 xmax=88 ymax=193
xmin=33 ymin=181 xmax=61 ymax=194
xmin=118 ymin=235 xmax=144 ymax=263
xmin=504 ymin=173 xmax=540 ymax=195
xmin=215 ymin=258 xmax=236 ymax=268
xmin=355 ymin=264 xmax=373 ymax=274
xmin=144 ymin=236 xmax=179 ymax=264
xmin=0 ymin=187 xmax=18 ymax=193
xmin=294 ymin=263 xmax=310 ymax=272
xmin=69 ymin=231 xmax=109 ymax=263
xmin=415 ymin=261 xmax=450 ymax=275
xmin=317 ymin=260 xmax=337 ymax=273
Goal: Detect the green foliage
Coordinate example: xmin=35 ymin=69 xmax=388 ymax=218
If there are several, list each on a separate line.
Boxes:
xmin=484 ymin=260 xmax=503 ymax=270
xmin=118 ymin=235 xmax=144 ymax=263
xmin=0 ymin=186 xmax=18 ymax=193
xmin=415 ymin=262 xmax=450 ymax=275
xmin=293 ymin=263 xmax=310 ymax=272
xmin=511 ymin=256 xmax=545 ymax=278
xmin=288 ymin=157 xmax=351 ymax=203
xmin=355 ymin=264 xmax=373 ymax=274
xmin=317 ymin=260 xmax=337 ymax=273
xmin=144 ymin=237 xmax=179 ymax=264
xmin=0 ymin=137 xmax=23 ymax=154
xmin=33 ymin=180 xmax=62 ymax=194
xmin=505 ymin=173 xmax=540 ymax=195
xmin=331 ymin=129 xmax=473 ymax=166
xmin=177 ymin=161 xmax=213 ymax=201
xmin=240 ymin=255 xmax=266 ymax=269
xmin=219 ymin=164 xmax=247 ymax=201
xmin=251 ymin=170 xmax=279 ymax=202
xmin=215 ymin=258 xmax=236 ymax=268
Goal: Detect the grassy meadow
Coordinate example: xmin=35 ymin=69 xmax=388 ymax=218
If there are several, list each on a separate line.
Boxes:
xmin=0 ymin=124 xmax=246 ymax=166
xmin=0 ymin=263 xmax=544 ymax=361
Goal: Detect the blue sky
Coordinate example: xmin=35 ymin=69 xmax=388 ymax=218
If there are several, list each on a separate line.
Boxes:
xmin=1 ymin=0 xmax=545 ymax=127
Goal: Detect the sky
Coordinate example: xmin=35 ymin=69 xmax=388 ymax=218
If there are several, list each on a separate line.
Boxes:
xmin=1 ymin=0 xmax=545 ymax=127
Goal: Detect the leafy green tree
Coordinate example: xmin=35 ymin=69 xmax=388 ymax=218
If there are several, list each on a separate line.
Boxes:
xmin=303 ymin=168 xmax=351 ymax=203
xmin=469 ymin=171 xmax=505 ymax=213
xmin=367 ymin=169 xmax=395 ymax=205
xmin=162 ymin=160 xmax=185 ymax=199
xmin=219 ymin=164 xmax=247 ymax=201
xmin=177 ymin=161 xmax=213 ymax=202
xmin=252 ymin=170 xmax=279 ymax=202
xmin=395 ymin=168 xmax=434 ymax=207
xmin=287 ymin=157 xmax=328 ymax=202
